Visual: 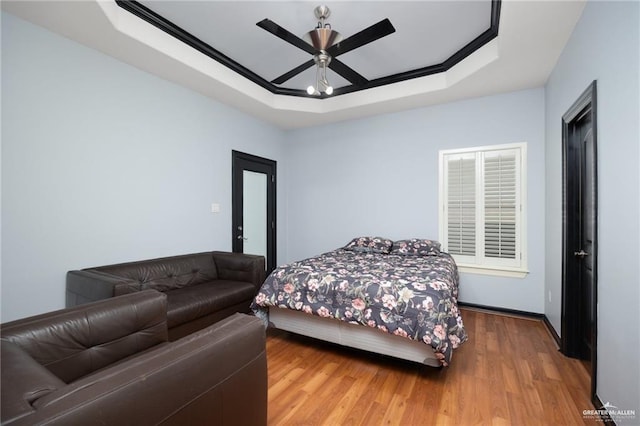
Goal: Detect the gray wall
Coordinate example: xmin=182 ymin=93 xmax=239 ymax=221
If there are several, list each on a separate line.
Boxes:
xmin=1 ymin=13 xmax=287 ymax=322
xmin=544 ymin=0 xmax=639 ymax=418
xmin=285 ymin=88 xmax=546 ymax=313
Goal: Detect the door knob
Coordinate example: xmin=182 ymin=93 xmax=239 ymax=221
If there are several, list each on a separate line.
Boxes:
xmin=574 ymin=250 xmax=589 ymax=257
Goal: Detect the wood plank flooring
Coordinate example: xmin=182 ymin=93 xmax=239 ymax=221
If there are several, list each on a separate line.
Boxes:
xmin=266 ymin=308 xmax=600 ymax=425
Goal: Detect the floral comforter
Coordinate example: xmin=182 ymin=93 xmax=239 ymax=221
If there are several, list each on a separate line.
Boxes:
xmin=251 ymin=249 xmax=467 ymax=366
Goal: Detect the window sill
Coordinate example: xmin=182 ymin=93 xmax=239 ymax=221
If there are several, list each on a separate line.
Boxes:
xmin=457 ymin=265 xmax=529 ymax=278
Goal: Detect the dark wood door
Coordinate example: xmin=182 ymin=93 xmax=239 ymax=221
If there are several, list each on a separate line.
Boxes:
xmin=576 ymin=114 xmax=595 ymax=360
xmin=231 ymin=151 xmax=277 ymax=274
xmin=561 ymin=81 xmax=598 ymax=402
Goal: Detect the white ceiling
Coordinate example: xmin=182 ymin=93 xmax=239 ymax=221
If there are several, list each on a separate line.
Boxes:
xmin=2 ymin=1 xmax=586 ymax=129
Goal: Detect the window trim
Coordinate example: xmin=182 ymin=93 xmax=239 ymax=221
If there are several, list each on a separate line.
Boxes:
xmin=438 ymin=142 xmax=528 ymax=277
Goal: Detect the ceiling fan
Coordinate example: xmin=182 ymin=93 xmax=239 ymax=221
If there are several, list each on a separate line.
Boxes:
xmin=256 ymin=5 xmax=395 ymax=95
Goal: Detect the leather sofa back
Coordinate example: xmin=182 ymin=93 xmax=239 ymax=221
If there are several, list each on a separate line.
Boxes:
xmin=93 ymin=252 xmax=219 ymax=292
xmin=1 ymin=290 xmax=168 ymax=383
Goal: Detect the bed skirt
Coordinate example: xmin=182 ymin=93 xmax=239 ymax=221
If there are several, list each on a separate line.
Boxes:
xmin=268 ymin=307 xmax=442 ymax=367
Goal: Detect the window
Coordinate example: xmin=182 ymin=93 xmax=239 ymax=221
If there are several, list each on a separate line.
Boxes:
xmin=439 ymin=143 xmax=527 ymax=277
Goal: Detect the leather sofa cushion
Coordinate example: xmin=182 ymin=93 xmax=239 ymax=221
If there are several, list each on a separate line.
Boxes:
xmin=94 ymin=253 xmax=219 ymax=292
xmin=166 ymin=281 xmax=256 ymax=328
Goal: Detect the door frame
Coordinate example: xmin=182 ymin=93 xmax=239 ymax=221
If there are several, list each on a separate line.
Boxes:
xmin=231 ymin=150 xmax=277 ymax=274
xmin=561 ymin=81 xmax=598 ymax=403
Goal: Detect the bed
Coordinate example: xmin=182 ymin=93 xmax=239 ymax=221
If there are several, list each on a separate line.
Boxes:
xmin=251 ymin=237 xmax=468 ymax=367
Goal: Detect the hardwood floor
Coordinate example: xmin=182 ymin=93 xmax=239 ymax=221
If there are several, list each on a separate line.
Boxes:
xmin=266 ymin=308 xmax=600 ymax=425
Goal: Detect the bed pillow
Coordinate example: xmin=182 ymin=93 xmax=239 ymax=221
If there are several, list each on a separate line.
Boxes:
xmin=391 ymin=239 xmax=441 ymax=256
xmin=343 ymin=236 xmax=393 ymax=254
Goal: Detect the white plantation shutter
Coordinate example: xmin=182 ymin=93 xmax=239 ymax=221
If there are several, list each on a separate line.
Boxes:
xmin=440 ymin=143 xmax=526 ymax=275
xmin=445 ymin=154 xmax=476 ymax=258
xmin=483 ymin=150 xmax=519 ymax=260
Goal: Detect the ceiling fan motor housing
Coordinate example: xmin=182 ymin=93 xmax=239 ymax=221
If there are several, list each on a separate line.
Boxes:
xmin=304 ymin=5 xmax=342 ymax=51
xmin=305 ymin=28 xmax=342 ymax=51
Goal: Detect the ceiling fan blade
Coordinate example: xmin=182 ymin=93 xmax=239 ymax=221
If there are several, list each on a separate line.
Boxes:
xmin=257 ymin=19 xmax=316 ymax=55
xmin=271 ymin=59 xmax=315 ymax=85
xmin=327 ymin=18 xmax=395 ymax=57
xmin=328 ymin=59 xmax=368 ymax=86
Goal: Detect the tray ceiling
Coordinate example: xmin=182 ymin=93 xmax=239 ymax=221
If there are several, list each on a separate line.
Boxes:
xmin=125 ymin=0 xmax=498 ymax=97
xmin=1 ymin=1 xmax=587 ymax=128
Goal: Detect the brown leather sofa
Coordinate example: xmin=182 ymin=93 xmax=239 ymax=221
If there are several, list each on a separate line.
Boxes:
xmin=66 ymin=251 xmax=265 ymax=340
xmin=1 ymin=290 xmax=267 ymax=426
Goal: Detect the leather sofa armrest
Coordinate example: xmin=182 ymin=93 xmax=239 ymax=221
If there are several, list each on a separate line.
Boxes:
xmin=12 ymin=314 xmax=267 ymax=426
xmin=1 ymin=341 xmax=66 ymax=424
xmin=66 ymin=270 xmax=140 ymax=307
xmin=212 ymin=251 xmax=266 ymax=292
